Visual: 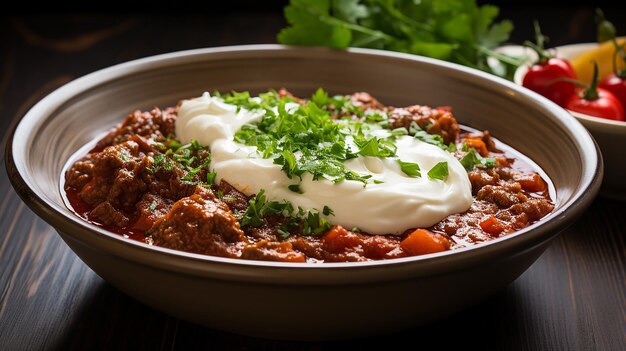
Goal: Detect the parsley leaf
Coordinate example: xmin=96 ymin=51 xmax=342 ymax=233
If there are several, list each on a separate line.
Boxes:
xmin=410 ymin=122 xmax=446 ymax=150
xmin=427 ymin=162 xmax=449 ymax=180
xmin=288 ymin=184 xmax=303 ymax=193
xmin=397 ymin=159 xmax=421 ymax=178
xmin=206 ymin=170 xmax=217 ymax=185
xmin=459 ymin=148 xmax=495 ymax=170
xmin=323 ymin=205 xmax=334 ymax=216
xmin=240 ymin=189 xmax=333 ymax=239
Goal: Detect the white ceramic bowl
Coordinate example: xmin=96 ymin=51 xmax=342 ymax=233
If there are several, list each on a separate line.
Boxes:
xmin=510 ymin=43 xmax=626 ymax=199
xmin=6 ymin=45 xmax=602 ymax=340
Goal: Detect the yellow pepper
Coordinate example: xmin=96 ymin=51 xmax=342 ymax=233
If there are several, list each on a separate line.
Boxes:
xmin=570 ymin=37 xmax=626 ymax=84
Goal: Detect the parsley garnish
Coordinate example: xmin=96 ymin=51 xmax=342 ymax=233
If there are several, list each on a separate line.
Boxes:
xmin=459 ymin=149 xmax=495 ymax=171
xmin=397 ymin=160 xmax=421 ymax=178
xmin=148 ymin=200 xmax=157 ymax=211
xmin=427 ymin=162 xmax=449 ymax=180
xmin=240 ymin=189 xmax=332 ymax=238
xmin=409 ymin=122 xmax=446 ymax=150
xmin=206 ymin=170 xmax=217 ymax=185
xmin=231 ymin=89 xmax=376 ymax=187
xmin=323 ymin=205 xmax=334 ymax=216
xmin=288 ymin=184 xmax=303 ymax=193
xmin=119 ymin=153 xmax=130 ymax=162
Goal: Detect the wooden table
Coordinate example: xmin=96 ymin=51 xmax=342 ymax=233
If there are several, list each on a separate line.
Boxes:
xmin=1 ymin=9 xmax=625 ymax=350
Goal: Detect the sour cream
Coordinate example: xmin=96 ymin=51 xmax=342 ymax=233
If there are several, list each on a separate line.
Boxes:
xmin=176 ymin=93 xmax=472 ymax=235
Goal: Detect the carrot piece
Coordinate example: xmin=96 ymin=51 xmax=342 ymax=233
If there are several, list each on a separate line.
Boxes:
xmin=133 ymin=214 xmax=154 ymax=231
xmin=322 ymin=225 xmax=361 ymax=252
xmin=464 ymin=138 xmax=489 ymax=157
xmin=479 ymin=216 xmax=505 ymax=235
xmin=516 ymin=173 xmax=547 ymax=193
xmin=400 ymin=229 xmax=449 ymax=256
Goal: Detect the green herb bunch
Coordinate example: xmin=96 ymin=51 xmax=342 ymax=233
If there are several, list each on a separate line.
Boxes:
xmin=277 ymin=0 xmax=522 ymax=79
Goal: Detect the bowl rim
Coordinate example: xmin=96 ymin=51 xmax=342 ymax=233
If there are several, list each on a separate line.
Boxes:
xmin=4 ymin=44 xmax=603 ymax=282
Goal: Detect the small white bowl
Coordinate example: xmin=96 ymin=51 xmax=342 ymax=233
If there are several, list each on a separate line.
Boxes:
xmin=507 ymin=43 xmax=626 ymax=200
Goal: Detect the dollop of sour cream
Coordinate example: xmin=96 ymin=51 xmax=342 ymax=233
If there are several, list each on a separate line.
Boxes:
xmin=176 ymin=93 xmax=472 ymax=235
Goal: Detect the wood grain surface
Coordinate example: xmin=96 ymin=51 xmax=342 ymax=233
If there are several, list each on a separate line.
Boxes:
xmin=1 ymin=9 xmax=625 ymax=351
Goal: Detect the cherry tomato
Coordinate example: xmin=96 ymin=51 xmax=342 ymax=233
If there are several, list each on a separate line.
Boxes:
xmin=522 ymin=22 xmax=577 ymax=106
xmin=523 ymin=58 xmax=577 ymax=106
xmin=565 ymin=87 xmax=625 ymax=121
xmin=599 ymin=73 xmax=626 ymax=108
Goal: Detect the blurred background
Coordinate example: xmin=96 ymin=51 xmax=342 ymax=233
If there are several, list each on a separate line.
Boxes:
xmin=2 ymin=2 xmax=626 ymax=130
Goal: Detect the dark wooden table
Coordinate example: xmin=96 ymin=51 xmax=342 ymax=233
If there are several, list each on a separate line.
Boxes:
xmin=1 ymin=8 xmax=625 ymax=351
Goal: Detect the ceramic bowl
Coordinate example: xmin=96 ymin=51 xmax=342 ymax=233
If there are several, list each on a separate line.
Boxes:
xmin=510 ymin=43 xmax=626 ymax=200
xmin=6 ymin=45 xmax=602 ymax=340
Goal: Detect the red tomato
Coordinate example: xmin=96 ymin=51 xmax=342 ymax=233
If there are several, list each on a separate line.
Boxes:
xmin=523 ymin=58 xmax=577 ymax=106
xmin=565 ymin=88 xmax=625 ymax=121
xmin=599 ymin=73 xmax=626 ymax=108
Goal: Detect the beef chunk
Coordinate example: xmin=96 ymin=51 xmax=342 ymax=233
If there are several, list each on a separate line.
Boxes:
xmin=241 ymin=240 xmax=306 ymax=262
xmin=97 ymin=107 xmax=176 ymax=148
xmin=148 ymin=188 xmax=246 ymax=257
xmin=90 ymin=201 xmax=129 ymax=227
xmin=65 ymin=156 xmax=95 ymax=190
xmin=78 ymin=139 xmax=148 ymax=210
xmin=388 ymin=105 xmax=460 ymax=144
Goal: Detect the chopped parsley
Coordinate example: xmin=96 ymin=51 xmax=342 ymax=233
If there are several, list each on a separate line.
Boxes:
xmin=147 ymin=137 xmax=211 ymax=186
xmin=118 ymin=152 xmax=130 ymax=161
xmin=240 ymin=189 xmax=332 ymax=238
xmin=206 ymin=170 xmax=217 ymax=185
xmin=460 ymin=148 xmax=495 ymax=171
xmin=397 ymin=160 xmax=421 ymax=178
xmin=228 ymin=89 xmax=455 ymax=184
xmin=323 ymin=205 xmax=335 ymax=216
xmin=427 ymin=162 xmax=449 ymax=180
xmin=148 ymin=200 xmax=157 ymax=211
xmin=288 ymin=184 xmax=303 ymax=193
xmin=232 ymin=90 xmax=382 ymax=186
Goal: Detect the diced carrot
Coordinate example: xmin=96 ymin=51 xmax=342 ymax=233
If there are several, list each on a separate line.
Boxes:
xmin=322 ymin=225 xmax=361 ymax=252
xmin=516 ymin=173 xmax=547 ymax=193
xmin=464 ymin=138 xmax=489 ymax=157
xmin=400 ymin=229 xmax=449 ymax=256
xmin=133 ymin=214 xmax=154 ymax=231
xmin=479 ymin=216 xmax=505 ymax=236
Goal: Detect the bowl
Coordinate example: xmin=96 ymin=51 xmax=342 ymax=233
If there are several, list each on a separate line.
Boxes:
xmin=509 ymin=43 xmax=626 ymax=200
xmin=5 ymin=45 xmax=602 ymax=340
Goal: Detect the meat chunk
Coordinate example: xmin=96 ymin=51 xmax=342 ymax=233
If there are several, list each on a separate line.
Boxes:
xmin=214 ymin=180 xmax=249 ymax=213
xmin=134 ymin=194 xmax=173 ymax=231
xmin=78 ymin=140 xmax=148 ymax=210
xmin=388 ymin=105 xmax=460 ymax=144
xmin=65 ymin=156 xmax=94 ymax=190
xmin=350 ymin=92 xmax=385 ymax=111
xmin=97 ymin=107 xmax=176 ymax=148
xmin=476 ymin=184 xmax=525 ymax=208
xmin=510 ymin=198 xmax=554 ymax=221
xmin=148 ymin=188 xmax=246 ymax=257
xmin=468 ymin=169 xmax=500 ymax=193
xmin=90 ymin=201 xmax=129 ymax=227
xmin=241 ymin=240 xmax=306 ymax=262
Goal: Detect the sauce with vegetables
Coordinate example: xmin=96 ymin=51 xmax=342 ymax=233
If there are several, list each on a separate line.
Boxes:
xmin=63 ymin=89 xmax=554 ymax=263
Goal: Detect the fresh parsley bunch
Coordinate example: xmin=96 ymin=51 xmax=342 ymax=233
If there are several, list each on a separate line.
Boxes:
xmin=278 ymin=0 xmax=522 ymax=79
